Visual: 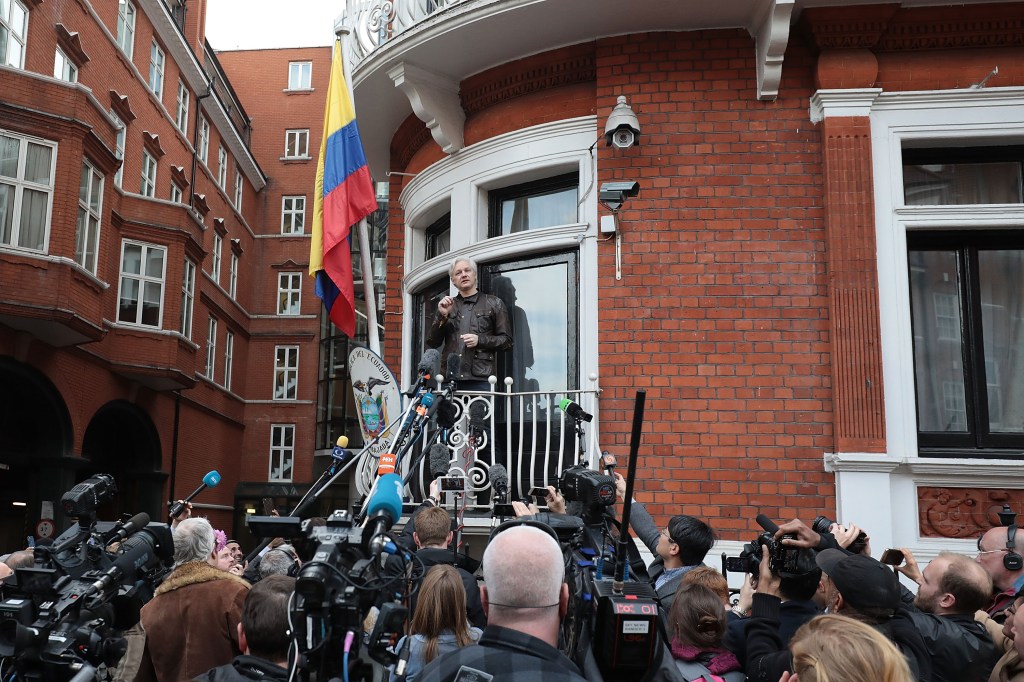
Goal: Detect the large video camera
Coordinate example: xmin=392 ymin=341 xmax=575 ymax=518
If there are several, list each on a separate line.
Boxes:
xmin=725 ymin=514 xmax=804 ymax=578
xmin=0 ymin=474 xmax=174 ymax=681
xmin=247 ymin=508 xmax=412 ymax=682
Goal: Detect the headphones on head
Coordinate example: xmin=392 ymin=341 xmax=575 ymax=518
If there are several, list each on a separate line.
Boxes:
xmin=1005 ymin=525 xmax=1023 ymax=571
xmin=269 ymin=547 xmax=301 ymax=577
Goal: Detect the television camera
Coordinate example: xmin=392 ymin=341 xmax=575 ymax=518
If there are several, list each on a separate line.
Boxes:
xmin=0 ymin=474 xmax=174 ymax=681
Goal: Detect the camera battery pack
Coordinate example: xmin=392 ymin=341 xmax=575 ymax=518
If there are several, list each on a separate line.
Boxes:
xmin=592 ymin=579 xmax=659 ymax=676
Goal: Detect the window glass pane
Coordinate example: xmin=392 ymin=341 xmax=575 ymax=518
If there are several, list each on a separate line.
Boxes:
xmin=493 ymin=263 xmax=567 ymax=392
xmin=909 ymin=250 xmax=968 ymax=432
xmin=0 ymin=136 xmax=17 ymax=177
xmin=903 ymin=162 xmax=1022 ymax=205
xmin=500 ymin=187 xmax=576 ymax=234
xmin=89 ymin=172 xmax=101 ymax=211
xmin=18 ymin=188 xmax=47 ymax=250
xmin=119 ymin=277 xmax=139 ymax=321
xmin=145 ymin=247 xmax=164 ymax=277
xmin=122 ymin=243 xmax=142 ymax=274
xmin=0 ymin=182 xmax=13 ymax=243
xmin=141 ymin=281 xmax=161 ymax=326
xmin=978 ymin=250 xmax=1024 ymax=434
xmin=24 ymin=143 xmax=52 ymax=185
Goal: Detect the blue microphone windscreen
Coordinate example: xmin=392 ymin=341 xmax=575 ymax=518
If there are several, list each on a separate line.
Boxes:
xmin=204 ymin=470 xmax=222 ymax=487
xmin=368 ymin=473 xmax=404 ymax=521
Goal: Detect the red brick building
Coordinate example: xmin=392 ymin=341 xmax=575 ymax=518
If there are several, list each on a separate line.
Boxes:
xmin=0 ymin=0 xmax=350 ymax=547
xmin=341 ymin=0 xmax=1024 ymax=561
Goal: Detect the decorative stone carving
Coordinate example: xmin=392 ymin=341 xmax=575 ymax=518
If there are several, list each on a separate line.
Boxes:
xmin=752 ymin=0 xmax=794 ymax=101
xmin=918 ymin=487 xmax=1021 ymax=539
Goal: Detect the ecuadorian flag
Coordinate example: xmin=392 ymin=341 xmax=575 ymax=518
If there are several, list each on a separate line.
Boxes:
xmin=309 ymin=40 xmax=378 ymax=337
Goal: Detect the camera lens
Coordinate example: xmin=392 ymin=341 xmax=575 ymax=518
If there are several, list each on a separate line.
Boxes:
xmin=810 ymin=515 xmax=833 ymax=535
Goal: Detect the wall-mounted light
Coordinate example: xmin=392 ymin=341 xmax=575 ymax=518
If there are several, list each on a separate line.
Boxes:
xmin=604 ymin=96 xmax=640 ymax=149
xmin=12 ymin=501 xmax=26 ymax=507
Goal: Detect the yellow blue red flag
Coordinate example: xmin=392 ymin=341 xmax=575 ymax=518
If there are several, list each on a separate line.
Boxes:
xmin=309 ymin=40 xmax=378 ymax=337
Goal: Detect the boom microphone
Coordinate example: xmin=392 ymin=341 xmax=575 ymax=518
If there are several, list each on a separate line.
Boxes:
xmin=558 ymin=398 xmax=593 ymax=423
xmin=755 ymin=513 xmax=780 ymax=535
xmin=101 ymin=512 xmax=151 ymax=547
xmin=428 ymin=444 xmax=450 ymax=480
xmin=362 ymin=473 xmax=404 ymax=554
xmin=168 ymin=470 xmax=221 ymax=518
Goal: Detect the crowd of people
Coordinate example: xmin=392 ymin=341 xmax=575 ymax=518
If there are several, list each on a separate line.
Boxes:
xmin=1 ymin=478 xmax=1022 ymax=682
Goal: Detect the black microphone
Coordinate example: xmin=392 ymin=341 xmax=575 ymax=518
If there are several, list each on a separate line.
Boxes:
xmin=756 ymin=514 xmax=780 ymax=535
xmin=489 ymin=464 xmax=509 ymax=500
xmin=468 ymin=401 xmax=486 ymax=438
xmin=444 ymin=354 xmax=461 ymax=385
xmin=101 ymin=512 xmax=150 ymax=547
xmin=168 ymin=470 xmax=221 ymax=518
xmin=428 ymin=444 xmax=450 ymax=480
xmin=406 ymin=349 xmax=441 ymax=396
xmin=558 ymin=398 xmax=593 ymax=423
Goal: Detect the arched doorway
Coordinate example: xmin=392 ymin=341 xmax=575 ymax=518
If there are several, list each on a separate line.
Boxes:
xmin=81 ymin=401 xmax=164 ymax=523
xmin=0 ymin=356 xmax=74 ymax=550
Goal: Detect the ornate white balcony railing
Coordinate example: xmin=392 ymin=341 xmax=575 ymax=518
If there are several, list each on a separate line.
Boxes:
xmin=342 ymin=0 xmax=468 ymax=65
xmin=354 ymin=375 xmax=603 ymax=511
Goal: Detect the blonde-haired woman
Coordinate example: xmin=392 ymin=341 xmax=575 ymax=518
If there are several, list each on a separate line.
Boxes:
xmin=392 ymin=564 xmax=481 ymax=682
xmin=781 ymin=613 xmax=913 ymax=682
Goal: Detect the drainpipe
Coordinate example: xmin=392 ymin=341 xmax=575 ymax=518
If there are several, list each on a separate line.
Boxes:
xmin=169 ymin=390 xmax=181 ymax=503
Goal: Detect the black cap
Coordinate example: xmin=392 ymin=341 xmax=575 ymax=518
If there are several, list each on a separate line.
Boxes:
xmin=815 ymin=549 xmax=900 ymax=612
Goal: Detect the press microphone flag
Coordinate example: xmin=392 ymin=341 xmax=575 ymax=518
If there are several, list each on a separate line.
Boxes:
xmin=168 ymin=470 xmax=221 ymax=518
xmin=362 ymin=473 xmax=404 ymax=554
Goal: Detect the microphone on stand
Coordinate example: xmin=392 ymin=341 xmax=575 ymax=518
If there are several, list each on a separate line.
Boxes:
xmin=468 ymin=402 xmax=486 ymax=446
xmin=406 ymin=349 xmax=441 ymax=397
xmin=169 ymin=470 xmax=221 ymax=518
xmin=428 ymin=444 xmax=450 ymax=481
xmin=490 ymin=463 xmax=511 ymax=521
xmin=558 ymin=398 xmax=593 ymax=423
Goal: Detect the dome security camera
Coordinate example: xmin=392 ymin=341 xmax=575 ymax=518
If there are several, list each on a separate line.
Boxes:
xmin=604 ymin=96 xmax=640 ymax=149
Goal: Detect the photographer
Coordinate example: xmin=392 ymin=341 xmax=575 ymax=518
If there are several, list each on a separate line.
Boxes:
xmin=893 ymin=549 xmax=999 ymax=682
xmin=613 ymin=473 xmax=715 ymax=611
xmin=723 ymin=546 xmax=821 ymax=666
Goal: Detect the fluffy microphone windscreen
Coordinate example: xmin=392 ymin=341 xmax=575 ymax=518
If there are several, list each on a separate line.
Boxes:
xmin=468 ymin=401 xmax=486 ymax=430
xmin=489 ymin=463 xmax=509 ymax=492
xmin=428 ymin=444 xmax=450 ymax=479
xmin=446 ymin=353 xmax=461 ymax=380
xmin=418 ymin=348 xmax=441 ymax=376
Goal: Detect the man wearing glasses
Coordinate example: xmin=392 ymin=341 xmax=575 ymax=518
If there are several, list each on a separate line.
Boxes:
xmin=976 ymin=524 xmax=1024 ymax=623
xmin=613 ymin=474 xmax=716 ymax=611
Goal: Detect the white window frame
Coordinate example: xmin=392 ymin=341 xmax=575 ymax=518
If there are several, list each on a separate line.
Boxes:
xmin=53 ymin=48 xmax=78 ymax=82
xmin=75 ymin=161 xmax=103 ymax=273
xmin=217 ymin=146 xmax=227 ymax=188
xmin=229 ymin=252 xmax=238 ymax=299
xmin=116 ymin=240 xmax=166 ymax=328
xmin=223 ymin=331 xmax=234 ymax=391
xmin=175 ymin=80 xmax=189 ymax=135
xmin=140 ymin=150 xmax=157 ymax=197
xmin=284 ymin=129 xmax=309 ymax=159
xmin=170 ymin=180 xmax=183 ymax=204
xmin=287 ymin=61 xmax=312 ymax=90
xmin=233 ymin=169 xmax=243 ymax=211
xmin=269 ymin=424 xmax=295 ymax=482
xmin=148 ymin=40 xmax=165 ymax=100
xmin=205 ymin=316 xmax=217 ymax=379
xmin=0 ymin=130 xmax=58 ymax=254
xmin=197 ymin=117 xmax=210 ymax=165
xmin=273 ymin=345 xmax=299 ymax=400
xmin=181 ymin=257 xmax=195 ymax=339
xmin=2 ymin=0 xmax=29 ymax=69
xmin=211 ymin=232 xmax=222 ymax=284
xmin=112 ymin=113 xmax=125 ymax=188
xmin=281 ymin=195 xmax=306 ymax=234
xmin=277 ymin=272 xmax=302 ymax=315
xmin=116 ymin=0 xmax=135 ymax=60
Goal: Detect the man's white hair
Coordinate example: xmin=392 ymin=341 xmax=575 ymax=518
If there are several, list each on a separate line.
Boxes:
xmin=483 ymin=525 xmax=564 ymax=610
xmin=172 ymin=517 xmax=215 ymax=567
xmin=448 ymin=256 xmax=478 ymax=279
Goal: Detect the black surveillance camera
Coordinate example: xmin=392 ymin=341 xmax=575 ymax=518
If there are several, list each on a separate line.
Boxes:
xmin=599 ymin=181 xmax=641 ymax=211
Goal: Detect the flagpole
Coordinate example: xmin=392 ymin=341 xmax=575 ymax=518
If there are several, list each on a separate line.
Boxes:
xmin=335 ymin=25 xmax=382 ymax=357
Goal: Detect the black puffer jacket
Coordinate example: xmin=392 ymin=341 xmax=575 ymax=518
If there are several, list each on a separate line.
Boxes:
xmin=426 ymin=292 xmax=512 ymax=382
xmin=193 ymin=655 xmax=289 ymax=681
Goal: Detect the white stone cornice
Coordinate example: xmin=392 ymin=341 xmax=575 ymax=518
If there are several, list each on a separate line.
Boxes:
xmin=824 ymin=452 xmax=903 ymax=474
xmin=388 ymin=62 xmax=465 ymax=155
xmin=752 ymin=0 xmax=793 ymax=101
xmin=809 ymin=88 xmax=883 ymax=123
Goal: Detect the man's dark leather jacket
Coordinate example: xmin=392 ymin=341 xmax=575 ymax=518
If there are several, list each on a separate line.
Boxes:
xmin=904 ymin=610 xmax=998 ymax=682
xmin=426 ymin=292 xmax=512 ymax=382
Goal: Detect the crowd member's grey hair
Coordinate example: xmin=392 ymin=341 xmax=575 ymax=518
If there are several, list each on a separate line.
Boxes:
xmin=172 ymin=517 xmax=215 ymax=567
xmin=483 ymin=525 xmax=563 ymax=613
xmin=259 ymin=544 xmax=299 ymax=579
xmin=448 ymin=256 xmax=478 ymax=279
